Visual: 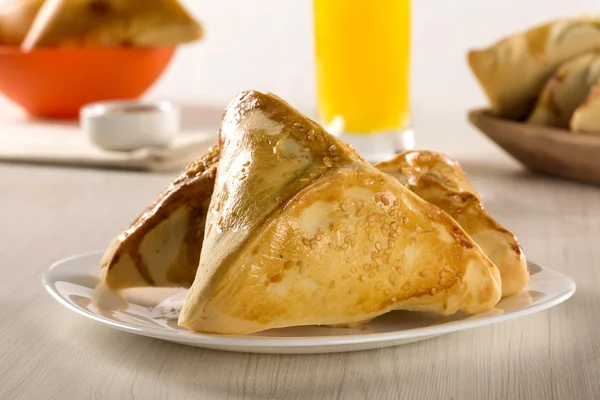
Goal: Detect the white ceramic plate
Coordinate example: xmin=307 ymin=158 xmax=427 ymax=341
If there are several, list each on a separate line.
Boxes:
xmin=43 ymin=252 xmax=576 ymax=354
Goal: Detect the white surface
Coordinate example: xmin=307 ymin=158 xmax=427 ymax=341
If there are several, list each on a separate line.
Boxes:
xmin=80 ymin=101 xmax=180 ymax=151
xmin=0 ymin=115 xmax=214 ymax=172
xmin=43 ymin=252 xmax=575 ymax=355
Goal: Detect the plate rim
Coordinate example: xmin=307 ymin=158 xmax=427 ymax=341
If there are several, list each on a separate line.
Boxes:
xmin=42 ymin=251 xmax=576 ymax=348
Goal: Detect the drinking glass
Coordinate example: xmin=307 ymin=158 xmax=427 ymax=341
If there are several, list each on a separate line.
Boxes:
xmin=313 ymin=0 xmax=413 ymax=162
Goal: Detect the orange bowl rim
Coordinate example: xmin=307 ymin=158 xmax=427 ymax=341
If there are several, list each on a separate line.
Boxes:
xmin=0 ymin=45 xmax=177 ymax=54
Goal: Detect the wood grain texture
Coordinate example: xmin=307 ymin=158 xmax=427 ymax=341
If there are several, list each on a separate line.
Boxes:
xmin=469 ymin=109 xmax=600 ymax=186
xmin=0 ymin=151 xmax=599 ymax=400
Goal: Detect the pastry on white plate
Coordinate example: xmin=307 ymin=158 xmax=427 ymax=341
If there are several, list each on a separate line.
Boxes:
xmin=100 ymin=146 xmax=219 ymax=290
xmin=376 ymin=150 xmax=529 ymax=297
xmin=178 ymin=91 xmax=502 ymax=334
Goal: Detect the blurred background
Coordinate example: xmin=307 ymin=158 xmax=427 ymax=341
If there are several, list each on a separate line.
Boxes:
xmin=1 ymin=0 xmax=600 ymax=167
xmin=134 ymin=0 xmax=599 ymax=153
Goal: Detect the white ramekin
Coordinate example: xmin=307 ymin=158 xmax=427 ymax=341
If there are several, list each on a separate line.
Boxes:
xmin=80 ymin=100 xmax=180 ymax=151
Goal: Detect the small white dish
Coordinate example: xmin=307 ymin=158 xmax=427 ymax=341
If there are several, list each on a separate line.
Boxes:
xmin=80 ymin=100 xmax=180 ymax=151
xmin=43 ymin=252 xmax=575 ymax=354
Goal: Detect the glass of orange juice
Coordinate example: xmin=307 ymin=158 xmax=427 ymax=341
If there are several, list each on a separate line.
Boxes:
xmin=314 ymin=0 xmax=413 ymax=161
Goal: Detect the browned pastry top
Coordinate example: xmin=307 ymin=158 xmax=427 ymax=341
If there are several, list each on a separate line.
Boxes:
xmin=105 ymin=145 xmax=219 ymax=288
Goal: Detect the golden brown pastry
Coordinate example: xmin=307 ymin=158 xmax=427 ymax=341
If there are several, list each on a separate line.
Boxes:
xmin=0 ymin=0 xmax=43 ymax=45
xmin=21 ymin=0 xmax=202 ymax=50
xmin=178 ymin=91 xmax=502 ymax=334
xmin=376 ymin=151 xmax=529 ymax=297
xmin=468 ymin=17 xmax=600 ymax=119
xmin=571 ymin=80 xmax=600 ymax=133
xmin=100 ymin=146 xmax=219 ymax=290
xmin=527 ymin=52 xmax=600 ymax=129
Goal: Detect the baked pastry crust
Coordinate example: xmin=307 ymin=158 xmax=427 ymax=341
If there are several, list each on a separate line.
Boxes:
xmin=377 ymin=151 xmax=529 ymax=297
xmin=469 ymin=17 xmax=600 ymax=118
xmin=571 ymin=80 xmax=600 ymax=133
xmin=100 ymin=146 xmax=219 ymax=290
xmin=0 ymin=0 xmax=43 ymax=45
xmin=178 ymin=91 xmax=501 ymax=334
xmin=22 ymin=0 xmax=202 ymax=50
xmin=528 ymin=51 xmax=600 ymax=129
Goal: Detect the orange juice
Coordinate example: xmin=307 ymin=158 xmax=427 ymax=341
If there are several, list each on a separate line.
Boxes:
xmin=314 ymin=0 xmax=411 ymax=134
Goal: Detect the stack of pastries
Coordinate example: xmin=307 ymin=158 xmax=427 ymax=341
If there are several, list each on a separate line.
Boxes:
xmin=99 ymin=91 xmax=529 ymax=335
xmin=0 ymin=0 xmax=202 ymax=49
xmin=469 ymin=15 xmax=600 ymax=134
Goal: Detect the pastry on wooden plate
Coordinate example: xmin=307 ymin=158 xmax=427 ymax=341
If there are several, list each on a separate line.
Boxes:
xmin=178 ymin=91 xmax=502 ymax=334
xmin=21 ymin=0 xmax=203 ymax=50
xmin=571 ymin=80 xmax=600 ymax=133
xmin=100 ymin=146 xmax=219 ymax=290
xmin=376 ymin=151 xmax=529 ymax=297
xmin=468 ymin=16 xmax=600 ymax=119
xmin=528 ymin=51 xmax=600 ymax=129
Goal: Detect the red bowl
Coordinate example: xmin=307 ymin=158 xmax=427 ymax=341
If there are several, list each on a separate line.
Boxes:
xmin=0 ymin=46 xmax=175 ymax=118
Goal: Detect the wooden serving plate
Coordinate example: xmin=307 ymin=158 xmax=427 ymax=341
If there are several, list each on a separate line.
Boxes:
xmin=469 ymin=108 xmax=600 ymax=186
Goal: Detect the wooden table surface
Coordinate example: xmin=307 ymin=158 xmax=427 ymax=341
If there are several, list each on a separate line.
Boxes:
xmin=0 ymin=137 xmax=598 ymax=400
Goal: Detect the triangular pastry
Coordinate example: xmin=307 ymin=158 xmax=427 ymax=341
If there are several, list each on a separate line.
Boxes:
xmin=376 ymin=151 xmax=529 ymax=297
xmin=178 ymin=91 xmax=501 ymax=334
xmin=22 ymin=0 xmax=202 ymax=50
xmin=100 ymin=145 xmax=219 ymax=290
xmin=528 ymin=51 xmax=600 ymax=129
xmin=468 ymin=16 xmax=600 ymax=119
xmin=0 ymin=0 xmax=44 ymax=45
